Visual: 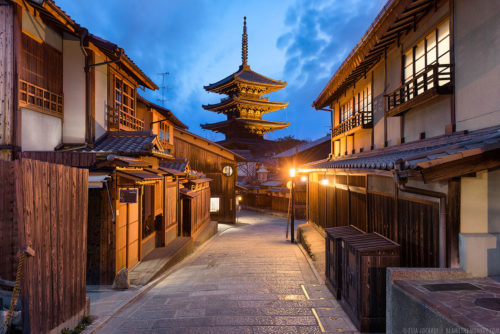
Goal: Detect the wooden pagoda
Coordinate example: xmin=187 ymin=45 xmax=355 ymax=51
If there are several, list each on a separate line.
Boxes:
xmin=202 ymin=17 xmax=289 ymax=159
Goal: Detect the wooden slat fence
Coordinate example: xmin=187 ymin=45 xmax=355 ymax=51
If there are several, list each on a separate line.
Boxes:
xmin=307 ymin=172 xmax=440 ymax=268
xmin=0 ymin=158 xmax=88 ymax=333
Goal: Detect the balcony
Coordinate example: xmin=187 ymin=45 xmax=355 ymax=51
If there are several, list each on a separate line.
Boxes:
xmin=386 ymin=64 xmax=453 ymax=117
xmin=19 ymin=80 xmax=64 ymax=118
xmin=108 ymin=108 xmax=144 ymax=131
xmin=332 ymin=110 xmax=373 ymax=138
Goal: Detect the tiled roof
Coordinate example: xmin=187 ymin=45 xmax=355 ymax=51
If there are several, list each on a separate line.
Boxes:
xmin=308 ymin=127 xmax=500 ymax=173
xmin=204 ymin=65 xmax=286 ymax=91
xmin=275 ymin=135 xmax=330 ymax=158
xmin=88 ymin=131 xmax=171 ymax=157
xmin=160 ymin=158 xmax=189 ymax=172
xmin=260 ymin=180 xmax=283 ymax=187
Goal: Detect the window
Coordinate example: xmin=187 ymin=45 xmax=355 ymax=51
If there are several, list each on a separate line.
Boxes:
xmin=354 ymin=84 xmax=372 ymax=114
xmin=210 ymin=197 xmax=220 ymax=213
xmin=340 ymin=99 xmax=352 ymax=123
xmin=19 ymin=33 xmax=63 ymax=117
xmin=403 ymin=18 xmax=450 ymax=95
xmin=109 ymin=72 xmax=143 ymax=130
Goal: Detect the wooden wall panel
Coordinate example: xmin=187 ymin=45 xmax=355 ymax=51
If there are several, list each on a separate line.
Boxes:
xmin=0 ymin=159 xmax=88 ymax=332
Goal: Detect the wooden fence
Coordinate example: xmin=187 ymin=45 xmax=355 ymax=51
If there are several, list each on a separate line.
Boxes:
xmin=0 ymin=158 xmax=88 ymax=333
xmin=307 ymin=173 xmax=442 ymax=267
xmin=241 ymin=188 xmax=307 ymax=219
xmin=21 ymin=151 xmax=97 ymax=167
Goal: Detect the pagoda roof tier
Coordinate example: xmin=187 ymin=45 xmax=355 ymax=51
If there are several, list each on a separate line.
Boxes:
xmin=202 ymin=96 xmax=288 ymax=115
xmin=204 ymin=64 xmax=286 ymax=96
xmin=201 ymin=118 xmax=289 ymax=136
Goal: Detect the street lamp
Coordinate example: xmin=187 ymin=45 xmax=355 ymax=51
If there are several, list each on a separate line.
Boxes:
xmin=289 ymin=168 xmax=296 ymax=243
xmin=300 ymin=176 xmax=307 ymax=182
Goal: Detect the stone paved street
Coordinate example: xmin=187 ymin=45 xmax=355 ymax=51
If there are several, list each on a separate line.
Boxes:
xmin=97 ymin=211 xmax=357 ymax=333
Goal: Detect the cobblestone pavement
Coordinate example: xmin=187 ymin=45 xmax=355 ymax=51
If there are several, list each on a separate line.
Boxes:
xmin=97 ymin=210 xmax=358 ymax=334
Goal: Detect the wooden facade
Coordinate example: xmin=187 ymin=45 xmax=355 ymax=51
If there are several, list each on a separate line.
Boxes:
xmin=0 ymin=158 xmax=88 ymax=333
xmin=174 ymin=127 xmax=244 ymax=223
xmin=307 ymin=173 xmax=442 ymax=268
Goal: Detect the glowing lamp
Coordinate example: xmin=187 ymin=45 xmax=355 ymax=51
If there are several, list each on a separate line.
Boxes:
xmin=237 ymin=196 xmax=242 ymax=201
xmin=320 ymin=178 xmax=329 ymax=186
xmin=300 ymin=176 xmax=307 ymax=182
xmin=289 ymin=168 xmax=296 ymax=178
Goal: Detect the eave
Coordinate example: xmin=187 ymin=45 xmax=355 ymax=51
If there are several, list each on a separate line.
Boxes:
xmin=202 ymin=97 xmax=288 ymax=114
xmin=201 ymin=118 xmax=289 ymax=134
xmin=313 ymin=0 xmax=442 ymax=109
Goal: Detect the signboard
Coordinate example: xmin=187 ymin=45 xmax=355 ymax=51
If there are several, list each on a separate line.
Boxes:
xmin=119 ymin=189 xmax=138 ymax=203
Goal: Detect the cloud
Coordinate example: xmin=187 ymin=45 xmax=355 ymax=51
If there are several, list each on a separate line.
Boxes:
xmin=270 ymin=0 xmax=386 ymax=141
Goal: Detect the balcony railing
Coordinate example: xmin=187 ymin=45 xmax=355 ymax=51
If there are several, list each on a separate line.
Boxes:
xmin=108 ymin=108 xmax=144 ymax=131
xmin=19 ymin=80 xmax=64 ymax=118
xmin=386 ymin=64 xmax=453 ymax=117
xmin=333 ymin=110 xmax=373 ymax=138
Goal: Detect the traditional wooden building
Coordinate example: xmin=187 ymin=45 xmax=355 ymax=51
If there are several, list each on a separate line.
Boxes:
xmin=173 ymin=127 xmax=246 ymax=223
xmin=202 ymin=17 xmax=289 ymax=161
xmin=306 ymin=0 xmax=500 ymax=276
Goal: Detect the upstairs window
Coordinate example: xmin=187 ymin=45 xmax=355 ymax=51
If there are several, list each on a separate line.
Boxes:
xmin=403 ymin=18 xmax=450 ymax=90
xmin=109 ymin=72 xmax=143 ymax=131
xmin=354 ymin=83 xmax=372 ymax=114
xmin=19 ymin=33 xmax=63 ymax=117
xmin=340 ymin=99 xmax=353 ymax=123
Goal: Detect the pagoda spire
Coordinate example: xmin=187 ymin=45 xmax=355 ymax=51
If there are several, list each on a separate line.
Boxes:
xmin=242 ymin=16 xmax=248 ymax=67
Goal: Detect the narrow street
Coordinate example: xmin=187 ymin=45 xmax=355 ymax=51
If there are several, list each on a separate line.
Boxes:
xmin=96 ymin=210 xmax=357 ymax=333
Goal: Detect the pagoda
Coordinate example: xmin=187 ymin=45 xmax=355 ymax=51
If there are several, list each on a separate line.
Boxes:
xmin=201 ymin=17 xmax=289 ymax=160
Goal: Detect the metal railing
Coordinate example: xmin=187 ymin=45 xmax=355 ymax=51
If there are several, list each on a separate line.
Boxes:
xmin=386 ymin=64 xmax=452 ymax=113
xmin=333 ymin=110 xmax=373 ymax=137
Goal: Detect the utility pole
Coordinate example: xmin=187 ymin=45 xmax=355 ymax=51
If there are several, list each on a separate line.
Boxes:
xmin=157 ymin=72 xmax=170 ymax=106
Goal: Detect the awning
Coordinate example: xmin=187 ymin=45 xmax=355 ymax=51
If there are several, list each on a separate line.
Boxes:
xmin=180 ymin=187 xmax=199 ymax=198
xmin=117 ymin=169 xmax=162 ymax=182
xmin=88 ymin=173 xmax=111 ymax=188
xmin=158 ymin=166 xmax=186 ymax=177
xmin=188 ymin=178 xmax=212 ymax=184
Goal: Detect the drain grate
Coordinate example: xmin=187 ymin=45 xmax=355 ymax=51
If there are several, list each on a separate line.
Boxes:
xmin=475 ymin=298 xmax=500 ymax=311
xmin=422 ymin=283 xmax=481 ymax=292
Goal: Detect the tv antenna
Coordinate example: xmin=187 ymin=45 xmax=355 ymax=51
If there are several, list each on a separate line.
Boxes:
xmin=157 ymin=72 xmax=170 ymax=106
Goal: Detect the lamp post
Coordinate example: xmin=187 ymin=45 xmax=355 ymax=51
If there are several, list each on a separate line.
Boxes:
xmin=289 ymin=168 xmax=296 ymax=243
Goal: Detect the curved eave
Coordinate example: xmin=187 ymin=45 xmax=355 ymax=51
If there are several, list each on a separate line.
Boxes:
xmin=204 ymin=66 xmax=287 ymax=95
xmin=202 ymin=98 xmax=288 ymax=113
xmin=201 ymin=119 xmax=290 ymax=133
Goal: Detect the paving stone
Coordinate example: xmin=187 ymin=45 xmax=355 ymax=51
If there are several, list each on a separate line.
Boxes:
xmin=95 ymin=211 xmax=353 ymax=333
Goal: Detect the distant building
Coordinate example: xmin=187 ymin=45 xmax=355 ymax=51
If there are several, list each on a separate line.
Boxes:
xmin=202 ymin=17 xmax=289 ymax=161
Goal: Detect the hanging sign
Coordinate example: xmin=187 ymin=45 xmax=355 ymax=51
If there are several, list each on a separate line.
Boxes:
xmin=120 ymin=189 xmax=138 ymax=203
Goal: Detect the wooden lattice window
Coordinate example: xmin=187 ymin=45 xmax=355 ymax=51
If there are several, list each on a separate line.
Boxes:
xmin=19 ymin=33 xmax=63 ymax=117
xmin=108 ymin=72 xmax=143 ymax=131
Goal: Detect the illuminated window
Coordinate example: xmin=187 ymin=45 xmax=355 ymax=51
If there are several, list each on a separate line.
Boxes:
xmin=403 ymin=18 xmax=450 ymax=94
xmin=210 ymin=197 xmax=220 ymax=213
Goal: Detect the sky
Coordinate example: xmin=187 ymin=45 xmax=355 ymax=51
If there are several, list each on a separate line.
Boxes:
xmin=56 ymin=0 xmax=386 ymax=142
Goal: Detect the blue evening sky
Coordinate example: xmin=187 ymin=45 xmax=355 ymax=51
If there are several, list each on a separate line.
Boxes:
xmin=56 ymin=0 xmax=386 ymax=142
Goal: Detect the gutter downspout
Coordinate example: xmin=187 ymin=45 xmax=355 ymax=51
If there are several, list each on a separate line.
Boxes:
xmin=395 ymin=172 xmax=447 ymax=268
xmin=320 ymin=108 xmax=334 ymax=159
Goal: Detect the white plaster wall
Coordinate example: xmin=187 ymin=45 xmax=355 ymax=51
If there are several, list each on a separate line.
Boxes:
xmin=461 ymin=171 xmax=488 ymax=234
xmin=386 ymin=116 xmax=401 ymax=147
xmin=454 ymin=0 xmax=500 ymax=131
xmin=404 ymin=96 xmax=450 ymax=142
xmin=385 ymin=47 xmax=401 ymax=93
xmin=354 ymin=131 xmax=371 ymax=153
xmin=21 ymin=108 xmax=61 ymax=151
xmin=487 ymin=169 xmax=500 ymax=233
xmin=22 ymin=7 xmax=62 ymax=51
xmin=94 ymin=55 xmax=108 ymax=141
xmin=62 ymin=34 xmax=86 ymax=144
